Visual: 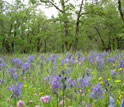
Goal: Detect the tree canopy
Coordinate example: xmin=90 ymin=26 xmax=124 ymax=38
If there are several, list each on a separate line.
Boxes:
xmin=0 ymin=0 xmax=124 ymax=54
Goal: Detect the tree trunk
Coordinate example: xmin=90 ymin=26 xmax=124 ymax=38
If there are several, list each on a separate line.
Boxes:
xmin=44 ymin=39 xmax=47 ymax=53
xmin=5 ymin=39 xmax=10 ymax=54
xmin=61 ymin=0 xmax=69 ymax=51
xmin=48 ymin=0 xmax=69 ymax=51
xmin=37 ymin=38 xmax=42 ymax=53
xmin=11 ymin=31 xmax=16 ymax=54
xmin=74 ymin=0 xmax=84 ymax=52
xmin=64 ymin=21 xmax=69 ymax=51
xmin=118 ymin=0 xmax=124 ymax=23
xmin=62 ymin=43 xmax=64 ymax=53
xmin=2 ymin=38 xmax=5 ymax=54
xmin=6 ymin=23 xmax=12 ymax=54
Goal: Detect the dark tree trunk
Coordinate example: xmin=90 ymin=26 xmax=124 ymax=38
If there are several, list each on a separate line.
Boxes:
xmin=23 ymin=50 xmax=26 ymax=53
xmin=11 ymin=19 xmax=20 ymax=54
xmin=5 ymin=39 xmax=10 ymax=54
xmin=2 ymin=38 xmax=5 ymax=54
xmin=44 ymin=39 xmax=47 ymax=53
xmin=61 ymin=0 xmax=69 ymax=51
xmin=64 ymin=20 xmax=69 ymax=51
xmin=11 ymin=42 xmax=14 ymax=54
xmin=29 ymin=39 xmax=32 ymax=52
xmin=6 ymin=24 xmax=13 ymax=54
xmin=118 ymin=0 xmax=124 ymax=50
xmin=37 ymin=38 xmax=42 ymax=53
xmin=113 ymin=38 xmax=115 ymax=50
xmin=11 ymin=31 xmax=16 ymax=54
xmin=116 ymin=37 xmax=122 ymax=49
xmin=74 ymin=0 xmax=84 ymax=52
xmin=62 ymin=44 xmax=64 ymax=53
xmin=118 ymin=0 xmax=124 ymax=23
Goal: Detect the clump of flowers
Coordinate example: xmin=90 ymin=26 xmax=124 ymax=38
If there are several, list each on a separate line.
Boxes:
xmin=40 ymin=95 xmax=51 ymax=103
xmin=17 ymin=100 xmax=24 ymax=107
xmin=8 ymin=82 xmax=23 ymax=98
xmin=90 ymin=82 xmax=103 ymax=100
xmin=59 ymin=100 xmax=64 ymax=105
xmin=8 ymin=68 xmax=18 ymax=79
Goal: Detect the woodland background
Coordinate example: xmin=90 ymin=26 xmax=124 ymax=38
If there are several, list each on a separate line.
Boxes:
xmin=0 ymin=0 xmax=124 ymax=54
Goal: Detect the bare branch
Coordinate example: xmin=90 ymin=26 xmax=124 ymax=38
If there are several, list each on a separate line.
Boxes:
xmin=48 ymin=0 xmax=63 ymax=13
xmin=77 ymin=0 xmax=84 ymax=18
xmin=65 ymin=0 xmax=69 ymax=3
xmin=75 ymin=0 xmax=84 ymax=34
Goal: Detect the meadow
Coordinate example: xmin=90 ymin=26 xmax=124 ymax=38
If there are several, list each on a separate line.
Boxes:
xmin=0 ymin=51 xmax=124 ymax=107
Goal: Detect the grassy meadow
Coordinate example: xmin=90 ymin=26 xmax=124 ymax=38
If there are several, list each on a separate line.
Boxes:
xmin=0 ymin=51 xmax=124 ymax=107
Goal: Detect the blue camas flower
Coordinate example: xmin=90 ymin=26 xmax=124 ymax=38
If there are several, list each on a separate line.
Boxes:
xmin=8 ymin=82 xmax=23 ymax=98
xmin=90 ymin=82 xmax=103 ymax=100
xmin=108 ymin=96 xmax=115 ymax=107
xmin=120 ymin=98 xmax=124 ymax=107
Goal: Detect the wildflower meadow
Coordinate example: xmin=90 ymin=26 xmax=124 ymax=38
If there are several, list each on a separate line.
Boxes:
xmin=1 ymin=0 xmax=124 ymax=106
xmin=0 ymin=51 xmax=124 ymax=107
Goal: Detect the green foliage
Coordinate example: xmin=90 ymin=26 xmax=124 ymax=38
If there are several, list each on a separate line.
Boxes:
xmin=0 ymin=0 xmax=124 ymax=53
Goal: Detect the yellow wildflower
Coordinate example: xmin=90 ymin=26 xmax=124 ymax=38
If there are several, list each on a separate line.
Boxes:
xmin=39 ymin=92 xmax=43 ymax=95
xmin=119 ymin=68 xmax=123 ymax=71
xmin=117 ymin=100 xmax=119 ymax=102
xmin=100 ymin=82 xmax=103 ymax=84
xmin=24 ymin=84 xmax=27 ymax=88
xmin=118 ymin=90 xmax=120 ymax=93
xmin=92 ymin=103 xmax=94 ymax=107
xmin=118 ymin=101 xmax=121 ymax=104
xmin=117 ymin=100 xmax=120 ymax=104
xmin=115 ymin=80 xmax=121 ymax=83
xmin=113 ymin=64 xmax=115 ymax=66
xmin=98 ymin=77 xmax=102 ymax=81
xmin=119 ymin=95 xmax=122 ymax=99
xmin=113 ymin=69 xmax=116 ymax=72
xmin=107 ymin=78 xmax=111 ymax=81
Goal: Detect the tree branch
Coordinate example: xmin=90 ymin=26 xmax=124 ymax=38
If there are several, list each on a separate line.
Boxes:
xmin=65 ymin=0 xmax=69 ymax=3
xmin=75 ymin=0 xmax=84 ymax=35
xmin=94 ymin=27 xmax=106 ymax=49
xmin=78 ymin=0 xmax=84 ymax=18
xmin=74 ymin=0 xmax=84 ymax=51
xmin=48 ymin=0 xmax=63 ymax=13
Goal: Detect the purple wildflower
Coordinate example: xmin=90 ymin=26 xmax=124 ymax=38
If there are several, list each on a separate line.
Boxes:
xmin=8 ymin=68 xmax=18 ymax=79
xmin=120 ymin=98 xmax=124 ymax=107
xmin=8 ymin=82 xmax=23 ymax=98
xmin=91 ymin=82 xmax=103 ymax=99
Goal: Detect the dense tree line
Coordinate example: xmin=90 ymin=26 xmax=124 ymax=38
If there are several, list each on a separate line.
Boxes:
xmin=0 ymin=0 xmax=124 ymax=54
